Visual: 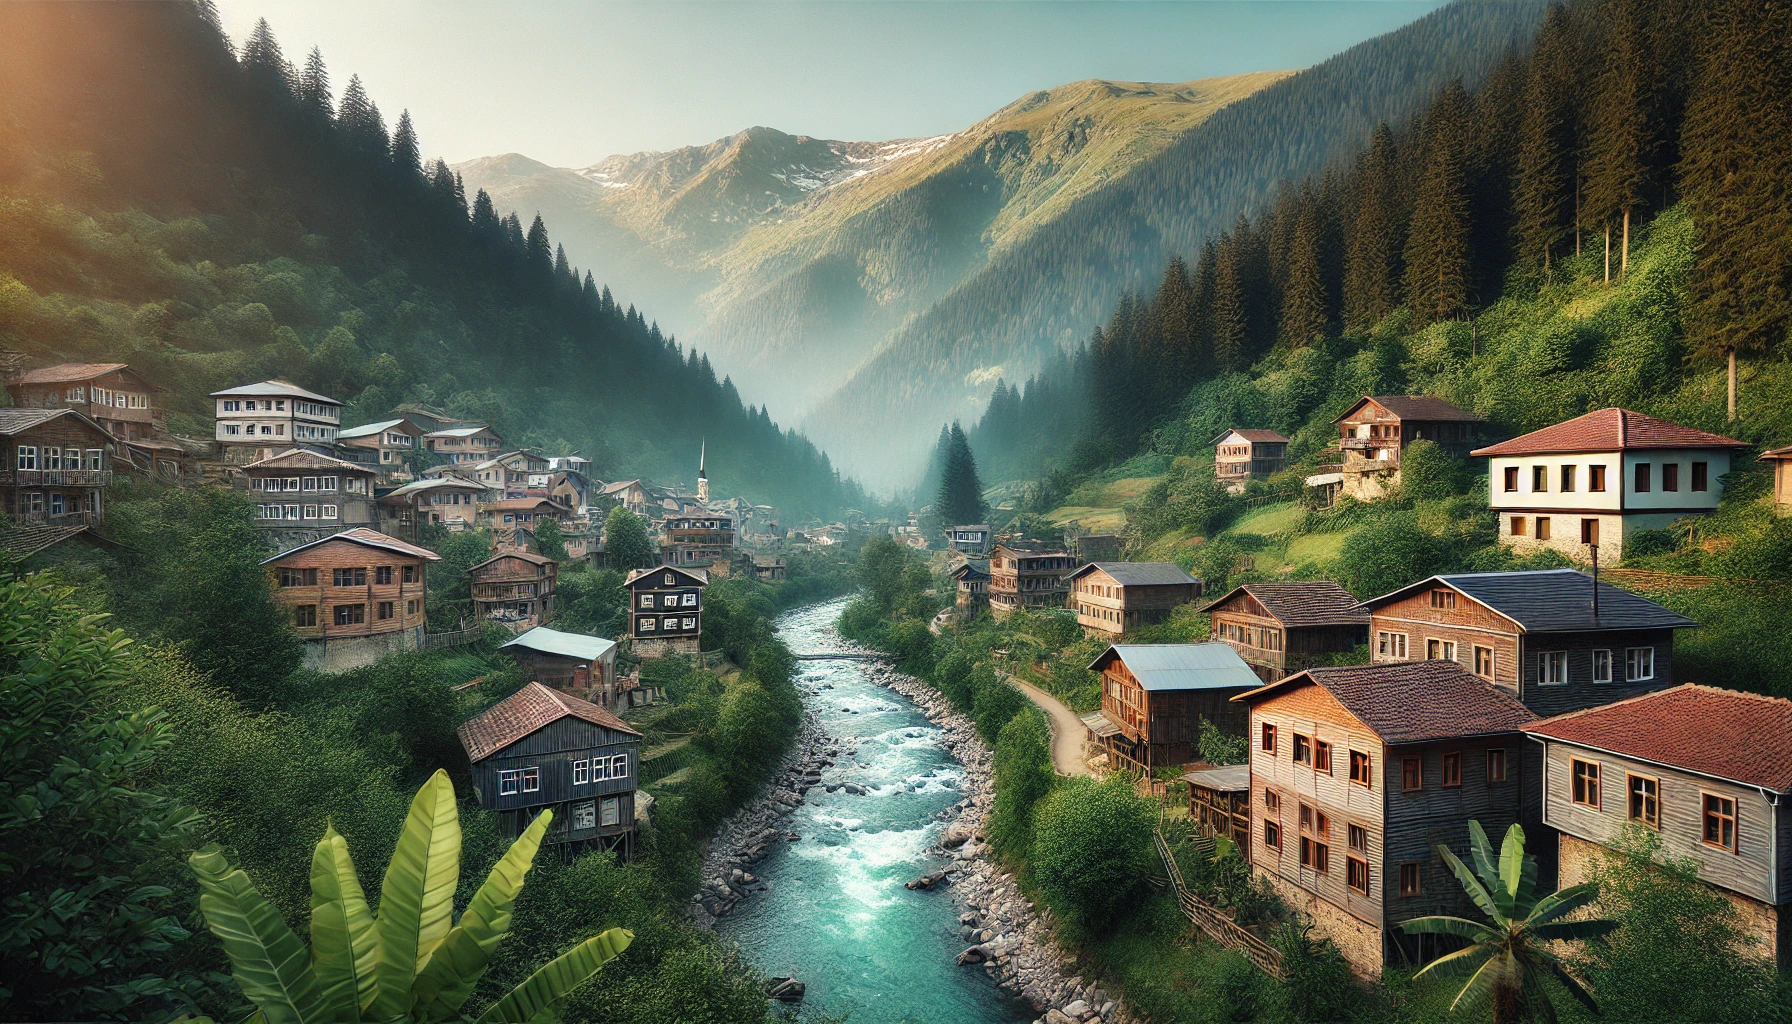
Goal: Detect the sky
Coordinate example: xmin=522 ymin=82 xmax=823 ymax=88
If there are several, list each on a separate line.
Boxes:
xmin=218 ymin=0 xmax=1446 ymax=169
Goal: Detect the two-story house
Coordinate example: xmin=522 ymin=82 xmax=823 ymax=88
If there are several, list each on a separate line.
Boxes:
xmin=6 ymin=362 xmax=166 ymax=442
xmin=950 ymin=559 xmax=990 ymax=611
xmin=0 ymin=408 xmax=113 ymax=528
xmin=624 ymin=565 xmax=706 ymax=658
xmin=944 ymin=524 xmax=992 ymax=557
xmin=211 ymin=380 xmax=342 ymax=463
xmin=1082 ymin=642 xmax=1260 ymax=772
xmin=378 ymin=474 xmax=486 ymax=537
xmin=988 ymin=543 xmax=1080 ymax=620
xmin=1067 ymin=561 xmax=1203 ymax=638
xmin=458 ymin=682 xmax=642 ymax=857
xmin=598 ymin=479 xmax=651 ymax=516
xmin=660 ymin=513 xmax=734 ymax=568
xmin=1213 ymin=428 xmax=1289 ymax=494
xmin=1472 ymin=408 xmax=1750 ymax=561
xmin=1236 ymin=661 xmax=1537 ymax=977
xmin=335 ymin=417 xmax=426 ymax=482
xmin=262 ymin=527 xmax=439 ymax=672
xmin=1524 ymin=685 xmax=1792 ymax=971
xmin=468 ymin=550 xmax=558 ymax=630
xmin=477 ymin=496 xmax=573 ymax=532
xmin=1334 ymin=396 xmax=1482 ymax=501
xmin=468 ymin=450 xmax=551 ymax=497
xmin=1202 ymin=581 xmax=1371 ymax=683
xmin=425 ymin=424 xmax=505 ymax=465
xmin=243 ymin=448 xmax=379 ymax=549
xmin=499 ymin=625 xmax=622 ymax=708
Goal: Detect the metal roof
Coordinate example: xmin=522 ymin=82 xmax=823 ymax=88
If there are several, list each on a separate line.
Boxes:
xmin=336 ymin=418 xmax=408 ymax=439
xmin=209 ymin=379 xmax=340 ymax=404
xmin=1182 ymin=765 xmax=1251 ymax=792
xmin=1087 ymin=643 xmax=1261 ymax=691
xmin=1365 ymin=569 xmax=1698 ymax=634
xmin=426 ymin=425 xmax=495 ymax=438
xmin=242 ymin=448 xmax=374 ymax=473
xmin=500 ymin=626 xmax=617 ymax=663
xmin=1079 ymin=710 xmax=1122 ymax=738
xmin=383 ymin=475 xmax=485 ymax=497
xmin=1067 ymin=561 xmax=1198 ymax=587
xmin=625 ymin=565 xmax=708 ymax=587
xmin=15 ymin=362 xmax=163 ymax=389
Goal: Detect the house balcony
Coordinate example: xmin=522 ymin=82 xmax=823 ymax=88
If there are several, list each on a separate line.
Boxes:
xmin=11 ymin=509 xmax=100 ymax=526
xmin=0 ymin=469 xmax=113 ymax=487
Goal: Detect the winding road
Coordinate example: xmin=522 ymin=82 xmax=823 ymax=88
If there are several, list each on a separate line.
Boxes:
xmin=1002 ymin=673 xmax=1094 ymax=777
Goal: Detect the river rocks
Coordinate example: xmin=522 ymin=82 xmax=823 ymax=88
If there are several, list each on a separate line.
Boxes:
xmin=905 ymin=870 xmax=947 ymax=890
xmin=766 ymin=977 xmax=806 ymax=1002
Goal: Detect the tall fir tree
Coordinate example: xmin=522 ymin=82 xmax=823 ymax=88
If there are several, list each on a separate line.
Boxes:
xmin=296 ymin=46 xmax=331 ymax=123
xmin=1512 ymin=4 xmax=1579 ymax=277
xmin=1583 ymin=0 xmax=1657 ymax=279
xmin=1403 ymin=81 xmax=1476 ymax=325
xmin=1212 ymin=229 xmax=1250 ymax=373
xmin=335 ymin=74 xmax=387 ymax=161
xmin=389 ymin=109 xmax=421 ymax=178
xmin=935 ymin=422 xmax=986 ymax=526
xmin=239 ymin=18 xmax=293 ymax=100
xmin=1279 ymin=189 xmax=1329 ymax=347
xmin=1344 ymin=123 xmax=1404 ymax=330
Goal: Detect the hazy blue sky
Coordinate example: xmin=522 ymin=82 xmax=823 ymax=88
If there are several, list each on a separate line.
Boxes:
xmin=219 ymin=1 xmax=1445 ymax=168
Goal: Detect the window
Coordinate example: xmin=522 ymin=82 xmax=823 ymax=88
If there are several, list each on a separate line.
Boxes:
xmin=302 ymin=505 xmax=318 ymax=520
xmin=1503 ymin=466 xmax=1519 ymax=492
xmin=1539 ymin=651 xmax=1569 ymax=685
xmin=1427 ymin=639 xmax=1458 ymax=662
xmin=682 ymin=592 xmax=698 ymax=607
xmin=1314 ymin=740 xmax=1333 ymax=773
xmin=1561 ymin=464 xmax=1577 ymax=492
xmin=403 ymin=565 xmax=417 ymax=583
xmin=1430 ymin=589 xmax=1457 ymax=610
xmin=334 ymin=604 xmax=366 ymax=626
xmin=48 ymin=494 xmax=63 ymax=516
xmin=1487 ymin=748 xmax=1508 ymax=782
xmin=46 ymin=448 xmax=61 ymax=471
xmin=1474 ymin=645 xmax=1495 ymax=679
xmin=285 ymin=504 xmax=300 ymax=520
xmin=1347 ymin=855 xmax=1370 ymax=895
xmin=279 ymin=567 xmax=318 ymax=587
xmin=611 ymin=753 xmax=629 ymax=778
xmin=1572 ymin=758 xmax=1601 ymax=808
xmin=497 ymin=771 xmax=520 ymax=795
xmin=1536 ymin=516 xmax=1552 ymax=541
xmin=1581 ymin=518 xmax=1600 ymax=545
xmin=1510 ymin=516 xmax=1527 ymax=537
xmin=376 ymin=566 xmax=394 ymax=585
xmin=333 ymin=568 xmax=367 ymax=587
xmin=1663 ymin=462 xmax=1680 ymax=492
xmin=1293 ymin=734 xmax=1313 ymax=766
xmin=663 ymin=573 xmax=674 ymax=585
xmin=1635 ymin=462 xmax=1651 ymax=493
xmin=1299 ymin=836 xmax=1330 ymax=873
xmin=572 ymin=759 xmax=590 ymax=785
xmin=377 ymin=601 xmax=394 ymax=620
xmin=283 ymin=477 xmax=300 ymax=491
xmin=1592 ymin=649 xmax=1613 ymax=683
xmin=16 ymin=445 xmax=36 ymax=471
xmin=1402 ymin=756 xmax=1423 ymax=791
xmin=1626 ymin=646 xmax=1655 ymax=682
xmin=1440 ymin=751 xmax=1462 ymax=787
xmin=1400 ymin=863 xmax=1422 ymax=897
xmin=601 ymin=796 xmax=621 ymax=827
xmin=407 ymin=600 xmax=417 ymax=615
xmin=1261 ymin=723 xmax=1277 ymax=753
xmin=1377 ymin=631 xmax=1408 ymax=658
xmin=321 ymin=505 xmax=338 ymax=519
xmin=573 ymin=800 xmax=597 ymax=830
xmin=1692 ymin=461 xmax=1709 ymax=491
xmin=1532 ymin=465 xmax=1548 ymax=491
xmin=86 ymin=449 xmax=101 ymax=470
xmin=1349 ymin=750 xmax=1372 ymax=786
xmin=639 ymin=594 xmax=654 ymax=609
xmin=1628 ymin=774 xmax=1659 ymax=828
xmin=302 ymin=476 xmax=317 ymax=491
xmin=1703 ymin=793 xmax=1738 ymax=852
xmin=1264 ymin=805 xmax=1282 ymax=851
xmin=321 ymin=475 xmax=339 ymax=491
xmin=683 ymin=617 xmax=697 ymax=630
xmin=293 ymin=604 xmax=317 ymax=627
xmin=1589 ymin=465 xmax=1607 ymax=492
xmin=639 ymin=618 xmax=655 ymax=632
xmin=662 ymin=616 xmax=680 ymax=632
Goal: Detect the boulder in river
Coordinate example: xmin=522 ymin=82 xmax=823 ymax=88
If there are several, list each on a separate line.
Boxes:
xmin=766 ymin=977 xmax=806 ymax=1002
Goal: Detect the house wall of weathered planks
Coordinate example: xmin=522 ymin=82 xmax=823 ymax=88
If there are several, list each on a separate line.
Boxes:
xmin=9 ymin=367 xmax=164 ymax=441
xmin=266 ymin=539 xmax=431 ymax=638
xmin=1071 ymin=569 xmax=1200 ymax=637
xmin=506 ymin=647 xmax=618 ymax=705
xmin=1209 ymin=591 xmax=1367 ymax=682
xmin=469 ymin=717 xmax=640 ymax=846
xmin=470 ymin=555 xmax=557 ymax=628
xmin=0 ymin=415 xmax=113 ymax=522
xmin=1098 ymin=659 xmax=1248 ymax=769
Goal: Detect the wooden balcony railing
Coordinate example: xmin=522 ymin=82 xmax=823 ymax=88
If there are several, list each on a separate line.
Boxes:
xmin=0 ymin=469 xmax=113 ymax=486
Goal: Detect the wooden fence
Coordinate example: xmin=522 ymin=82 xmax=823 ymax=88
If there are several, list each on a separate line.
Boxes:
xmin=422 ymin=626 xmax=486 ymax=650
xmin=1153 ymin=829 xmax=1285 ymax=980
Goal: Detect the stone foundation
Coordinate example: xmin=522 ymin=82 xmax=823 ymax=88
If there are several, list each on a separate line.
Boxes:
xmin=633 ymin=635 xmax=700 ymax=658
xmin=299 ymin=625 xmax=423 ymax=673
xmin=1257 ymin=870 xmax=1386 ymax=979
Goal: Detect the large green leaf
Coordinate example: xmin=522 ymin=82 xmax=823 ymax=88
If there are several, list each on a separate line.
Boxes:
xmin=309 ymin=825 xmax=378 ymax=1022
xmin=1399 ymin=914 xmax=1499 ymax=942
xmin=1437 ymin=842 xmax=1508 ymax=926
xmin=411 ymin=810 xmax=553 ymax=1018
xmin=1406 ymin=940 xmax=1494 ymax=981
xmin=1498 ymin=822 xmax=1526 ymax=907
xmin=190 ymin=847 xmax=329 ymax=1024
xmin=371 ymin=769 xmax=462 ymax=1020
xmin=473 ymin=928 xmax=633 ymax=1024
xmin=1525 ymin=881 xmax=1602 ymax=927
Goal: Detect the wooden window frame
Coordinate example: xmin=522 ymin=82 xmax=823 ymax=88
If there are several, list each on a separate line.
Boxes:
xmin=1347 ymin=854 xmax=1371 ymax=896
xmin=1663 ymin=462 xmax=1680 ymax=492
xmin=1627 ymin=773 xmax=1660 ymax=829
xmin=1702 ymin=792 xmax=1739 ymax=853
xmin=1293 ymin=733 xmax=1313 ymax=766
xmin=1426 ymin=638 xmax=1458 ymax=662
xmin=1487 ymin=748 xmax=1508 ymax=783
xmin=1560 ymin=464 xmax=1577 ymax=492
xmin=1532 ymin=465 xmax=1548 ymax=492
xmin=1536 ymin=516 xmax=1553 ymax=541
xmin=1441 ymin=751 xmax=1463 ymax=788
xmin=1402 ymin=755 xmax=1423 ymax=792
xmin=1625 ymin=646 xmax=1655 ymax=682
xmin=1314 ymin=739 xmax=1333 ymax=774
xmin=1571 ymin=758 xmax=1602 ymax=809
xmin=1592 ymin=649 xmax=1613 ymax=684
xmin=1299 ymin=836 xmax=1330 ymax=874
xmin=1692 ymin=460 xmax=1709 ymax=492
xmin=1509 ymin=515 xmax=1527 ymax=537
xmin=1589 ymin=464 xmax=1607 ymax=492
xmin=1261 ymin=723 xmax=1277 ymax=754
xmin=1349 ymin=749 xmax=1372 ymax=787
xmin=1474 ymin=645 xmax=1495 ymax=679
xmin=1399 ymin=862 xmax=1422 ymax=897
xmin=1503 ymin=466 xmax=1519 ymax=492
xmin=1377 ymin=631 xmax=1409 ymax=659
xmin=1635 ymin=462 xmax=1651 ymax=493
xmin=1430 ymin=589 xmax=1457 ymax=610
xmin=293 ymin=604 xmax=317 ymax=628
xmin=1538 ymin=650 xmax=1569 ymax=685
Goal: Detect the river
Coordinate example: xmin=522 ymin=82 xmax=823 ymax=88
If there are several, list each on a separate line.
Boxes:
xmin=716 ymin=597 xmax=1031 ymax=1024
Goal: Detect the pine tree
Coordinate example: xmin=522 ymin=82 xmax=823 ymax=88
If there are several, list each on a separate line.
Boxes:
xmin=297 ymin=46 xmax=331 ymax=122
xmin=1344 ymin=124 xmax=1403 ymax=330
xmin=1583 ymin=0 xmax=1657 ymax=279
xmin=335 ymin=75 xmax=387 ymax=160
xmin=503 ymin=212 xmax=525 ymax=251
xmin=1212 ymin=229 xmax=1250 ymax=373
xmin=935 ymin=422 xmax=985 ymax=526
xmin=1512 ymin=5 xmax=1579 ymax=277
xmin=239 ymin=18 xmax=294 ymax=100
xmin=1190 ymin=239 xmax=1219 ymax=368
xmin=1279 ymin=190 xmax=1329 ymax=347
xmin=525 ymin=214 xmax=552 ymax=277
xmin=390 ymin=109 xmax=421 ymax=178
xmin=470 ymin=188 xmax=499 ymax=241
xmin=1404 ymin=82 xmax=1475 ymax=325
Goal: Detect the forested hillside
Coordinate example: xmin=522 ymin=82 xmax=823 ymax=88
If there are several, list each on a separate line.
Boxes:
xmin=0 ymin=2 xmax=864 ymax=517
xmin=809 ymin=0 xmax=1552 ymax=488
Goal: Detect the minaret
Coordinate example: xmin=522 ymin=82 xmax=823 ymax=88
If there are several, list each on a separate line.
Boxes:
xmin=696 ymin=439 xmax=709 ymax=504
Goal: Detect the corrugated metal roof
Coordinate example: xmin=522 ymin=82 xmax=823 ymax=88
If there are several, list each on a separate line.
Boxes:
xmin=501 ymin=626 xmax=617 ymax=663
xmin=1366 ymin=569 xmax=1698 ymax=633
xmin=1182 ymin=765 xmax=1251 ymax=791
xmin=1079 ymin=710 xmax=1121 ymax=738
xmin=457 ymin=682 xmax=638 ymax=763
xmin=336 ymin=418 xmax=407 ymax=439
xmin=243 ymin=448 xmax=374 ymax=473
xmin=209 ymin=379 xmax=340 ymax=404
xmin=1069 ymin=561 xmax=1198 ymax=587
xmin=427 ymin=425 xmax=495 ymax=438
xmin=1087 ymin=643 xmax=1261 ymax=691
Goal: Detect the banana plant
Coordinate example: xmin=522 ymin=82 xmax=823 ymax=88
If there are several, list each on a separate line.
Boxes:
xmin=189 ymin=769 xmax=632 ymax=1023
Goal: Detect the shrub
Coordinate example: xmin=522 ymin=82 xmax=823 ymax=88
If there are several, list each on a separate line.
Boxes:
xmin=1398 ymin=438 xmax=1469 ymax=500
xmin=932 ymin=650 xmax=973 ymax=709
xmin=986 ymin=709 xmax=1055 ymax=857
xmin=971 ymin=675 xmax=1026 ymax=744
xmin=1030 ymin=776 xmax=1157 ymax=933
xmin=1337 ymin=510 xmax=1445 ymax=598
xmin=1272 ymin=920 xmax=1356 ymax=1023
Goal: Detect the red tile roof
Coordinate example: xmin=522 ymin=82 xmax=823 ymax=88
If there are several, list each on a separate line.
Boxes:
xmin=1336 ymin=395 xmax=1480 ymax=423
xmin=457 ymin=681 xmax=639 ymax=762
xmin=14 ymin=362 xmax=135 ymax=385
xmin=1524 ymin=684 xmax=1792 ymax=792
xmin=1236 ymin=662 xmax=1537 ymax=744
xmin=1472 ymin=408 xmax=1748 ymax=457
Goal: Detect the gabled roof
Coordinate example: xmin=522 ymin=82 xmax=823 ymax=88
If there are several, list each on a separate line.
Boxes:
xmin=1235 ymin=662 xmax=1537 ymax=744
xmin=1067 ymin=561 xmax=1198 ymax=588
xmin=1471 ymin=408 xmax=1748 ymax=457
xmin=261 ymin=527 xmax=441 ymax=565
xmin=425 ymin=424 xmax=498 ymax=438
xmin=1087 ymin=643 xmax=1261 ymax=692
xmin=1200 ymin=581 xmax=1369 ymax=628
xmin=1181 ymin=764 xmax=1251 ymax=792
xmin=15 ymin=362 xmax=164 ymax=389
xmin=0 ymin=407 xmax=113 ymax=438
xmin=1764 ymin=444 xmax=1792 ymax=460
xmin=472 ymin=451 xmax=545 ymax=471
xmin=600 ymin=479 xmax=645 ymax=495
xmin=1335 ymin=395 xmax=1480 ymax=423
xmin=481 ymin=497 xmax=571 ymax=512
xmin=468 ymin=550 xmax=557 ymax=571
xmin=1363 ymin=569 xmax=1698 ymax=634
xmin=242 ymin=448 xmax=375 ymax=474
xmin=1524 ymin=684 xmax=1792 ymax=792
xmin=383 ymin=475 xmax=485 ymax=498
xmin=457 ymin=681 xmax=639 ymax=763
xmin=1211 ymin=428 xmax=1290 ymax=445
xmin=500 ymin=626 xmax=618 ymax=663
xmin=624 ymin=565 xmax=708 ymax=588
xmin=950 ymin=561 xmax=990 ymax=580
xmin=337 ymin=418 xmax=423 ymax=440
xmin=210 ymin=379 xmax=340 ymax=404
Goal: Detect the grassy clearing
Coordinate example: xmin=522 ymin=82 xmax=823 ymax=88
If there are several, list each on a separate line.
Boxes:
xmin=1227 ymin=503 xmax=1303 ymax=536
xmin=1046 ymin=505 xmax=1129 ymax=532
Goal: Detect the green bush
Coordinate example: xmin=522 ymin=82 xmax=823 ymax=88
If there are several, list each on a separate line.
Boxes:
xmin=1397 ymin=438 xmax=1469 ymax=500
xmin=971 ymin=675 xmax=1026 ymax=744
xmin=932 ymin=650 xmax=974 ymax=710
xmin=986 ymin=709 xmax=1056 ymax=857
xmin=1337 ymin=510 xmax=1446 ymax=598
xmin=1030 ymin=776 xmax=1157 ymax=933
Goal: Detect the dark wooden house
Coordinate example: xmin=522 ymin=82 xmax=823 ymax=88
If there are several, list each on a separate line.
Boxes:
xmin=458 ymin=682 xmax=642 ymax=857
xmin=624 ymin=565 xmax=707 ymax=657
xmin=0 ymin=408 xmax=114 ymax=528
xmin=1083 ymin=642 xmax=1261 ymax=772
xmin=951 ymin=559 xmax=990 ymax=611
xmin=1202 ymin=581 xmax=1370 ymax=683
xmin=6 ymin=362 xmax=166 ymax=442
xmin=243 ymin=447 xmax=379 ymax=549
xmin=1067 ymin=561 xmax=1203 ymax=638
xmin=1212 ymin=428 xmax=1289 ymax=493
xmin=660 ymin=513 xmax=734 ymax=568
xmin=1236 ymin=662 xmax=1537 ymax=977
xmin=500 ymin=625 xmax=624 ymax=709
xmin=468 ymin=550 xmax=558 ymax=630
xmin=335 ymin=416 xmax=426 ymax=482
xmin=988 ymin=543 xmax=1080 ymax=620
xmin=1184 ymin=764 xmax=1252 ymax=854
xmin=1334 ymin=396 xmax=1482 ymax=502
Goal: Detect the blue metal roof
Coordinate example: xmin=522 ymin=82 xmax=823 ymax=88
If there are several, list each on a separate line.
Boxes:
xmin=500 ymin=626 xmax=617 ymax=662
xmin=1087 ymin=642 xmax=1261 ymax=691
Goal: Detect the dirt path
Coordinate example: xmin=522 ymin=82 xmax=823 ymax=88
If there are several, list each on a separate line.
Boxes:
xmin=1003 ymin=673 xmax=1093 ymax=777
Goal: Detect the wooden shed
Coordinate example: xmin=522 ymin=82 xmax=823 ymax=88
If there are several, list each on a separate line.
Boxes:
xmin=1201 ymin=581 xmax=1370 ymax=682
xmin=1184 ymin=764 xmax=1252 ymax=855
xmin=500 ymin=625 xmax=622 ymax=708
xmin=1084 ymin=642 xmax=1261 ymax=772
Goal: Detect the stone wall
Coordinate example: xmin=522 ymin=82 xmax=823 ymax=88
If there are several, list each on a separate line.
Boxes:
xmin=299 ymin=625 xmax=422 ymax=673
xmin=1257 ymin=869 xmax=1385 ymax=979
xmin=634 ymin=635 xmax=700 ymax=658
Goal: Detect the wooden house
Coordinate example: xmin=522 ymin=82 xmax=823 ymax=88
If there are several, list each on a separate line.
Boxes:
xmin=457 ymin=682 xmax=642 ymax=856
xmin=1184 ymin=764 xmax=1252 ymax=854
xmin=951 ymin=559 xmax=990 ymax=611
xmin=944 ymin=524 xmax=991 ymax=556
xmin=1236 ymin=662 xmax=1537 ymax=977
xmin=1524 ymin=685 xmax=1792 ymax=971
xmin=1474 ymin=409 xmax=1751 ymax=561
xmin=1213 ymin=428 xmax=1289 ymax=494
xmin=598 ymin=479 xmax=651 ymax=515
xmin=1069 ymin=533 xmax=1123 ymax=562
xmin=1360 ymin=569 xmax=1697 ymax=718
xmin=468 ymin=550 xmax=558 ymax=630
xmin=478 ymin=496 xmax=573 ymax=531
xmin=6 ymin=362 xmax=166 ymax=442
xmin=988 ymin=544 xmax=1080 ymax=621
xmin=262 ymin=528 xmax=438 ymax=672
xmin=1083 ymin=643 xmax=1261 ymax=772
xmin=243 ymin=448 xmax=379 ymax=549
xmin=1765 ymin=445 xmax=1792 ymax=514
xmin=335 ymin=417 xmax=426 ymax=482
xmin=500 ymin=625 xmax=624 ymax=708
xmin=751 ymin=556 xmax=787 ymax=582
xmin=660 ymin=513 xmax=734 ymax=568
xmin=211 ymin=380 xmax=341 ymax=463
xmin=379 ymin=474 xmax=485 ymax=536
xmin=469 ymin=450 xmax=551 ymax=497
xmin=0 ymin=408 xmax=114 ymax=529
xmin=425 ymin=424 xmax=505 ymax=465
xmin=1201 ymin=581 xmax=1370 ymax=683
xmin=1067 ymin=561 xmax=1202 ymax=638
xmin=624 ymin=565 xmax=706 ymax=657
xmin=1333 ymin=396 xmax=1482 ymax=501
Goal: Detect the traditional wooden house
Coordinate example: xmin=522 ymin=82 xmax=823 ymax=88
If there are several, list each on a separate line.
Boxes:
xmin=379 ymin=474 xmax=486 ymax=535
xmin=1473 ymin=408 xmax=1751 ymax=561
xmin=1067 ymin=561 xmax=1203 ymax=638
xmin=468 ymin=550 xmax=558 ymax=630
xmin=1213 ymin=428 xmax=1289 ymax=494
xmin=944 ymin=524 xmax=991 ymax=557
xmin=660 ymin=513 xmax=734 ymax=568
xmin=1069 ymin=533 xmax=1123 ymax=562
xmin=1524 ymin=685 xmax=1792 ymax=971
xmin=1236 ymin=662 xmax=1538 ymax=977
xmin=468 ymin=450 xmax=550 ymax=497
xmin=951 ymin=559 xmax=990 ymax=611
xmin=425 ymin=424 xmax=506 ymax=465
xmin=458 ymin=682 xmax=642 ymax=857
xmin=478 ymin=496 xmax=573 ymax=531
xmin=751 ymin=556 xmax=787 ymax=582
xmin=1333 ymin=396 xmax=1482 ymax=501
xmin=211 ymin=380 xmax=341 ymax=462
xmin=1360 ymin=569 xmax=1697 ymax=718
xmin=988 ymin=544 xmax=1080 ymax=620
xmin=243 ymin=448 xmax=379 ymax=549
xmin=6 ymin=362 xmax=166 ymax=442
xmin=262 ymin=528 xmax=438 ymax=672
xmin=598 ymin=479 xmax=651 ymax=515
xmin=624 ymin=565 xmax=706 ymax=657
xmin=335 ymin=417 xmax=426 ymax=482
xmin=1184 ymin=764 xmax=1252 ymax=854
xmin=1082 ymin=643 xmax=1260 ymax=772
xmin=1201 ymin=581 xmax=1370 ymax=683
xmin=500 ymin=625 xmax=623 ymax=707
xmin=1764 ymin=445 xmax=1792 ymax=513
xmin=0 ymin=408 xmax=114 ymax=528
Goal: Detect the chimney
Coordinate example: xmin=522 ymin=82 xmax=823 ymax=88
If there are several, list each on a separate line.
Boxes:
xmin=1616 ymin=408 xmax=1627 ymax=449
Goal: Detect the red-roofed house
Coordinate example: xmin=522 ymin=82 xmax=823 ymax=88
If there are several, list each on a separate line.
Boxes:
xmin=5 ymin=362 xmax=167 ymax=442
xmin=1335 ymin=396 xmax=1482 ymax=501
xmin=1524 ymin=684 xmax=1792 ymax=970
xmin=1212 ymin=428 xmax=1289 ymax=493
xmin=1472 ymin=409 xmax=1749 ymax=561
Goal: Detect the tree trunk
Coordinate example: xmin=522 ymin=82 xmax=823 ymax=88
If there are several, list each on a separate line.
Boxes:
xmin=1493 ymin=982 xmax=1522 ymax=1024
xmin=1729 ymin=349 xmax=1737 ymax=420
xmin=1604 ymin=223 xmax=1611 ymax=283
xmin=1621 ymin=207 xmax=1630 ymax=278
